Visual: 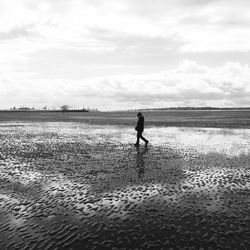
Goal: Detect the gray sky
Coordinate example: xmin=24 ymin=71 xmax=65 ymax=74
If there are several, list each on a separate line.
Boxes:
xmin=0 ymin=0 xmax=250 ymax=110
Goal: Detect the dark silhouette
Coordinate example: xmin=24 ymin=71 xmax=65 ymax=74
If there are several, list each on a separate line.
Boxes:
xmin=136 ymin=145 xmax=148 ymax=179
xmin=134 ymin=112 xmax=149 ymax=146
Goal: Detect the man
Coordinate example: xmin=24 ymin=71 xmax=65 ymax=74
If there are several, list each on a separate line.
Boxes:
xmin=135 ymin=112 xmax=149 ymax=146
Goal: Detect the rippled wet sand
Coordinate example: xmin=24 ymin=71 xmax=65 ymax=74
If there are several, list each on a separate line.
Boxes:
xmin=0 ymin=122 xmax=249 ymax=249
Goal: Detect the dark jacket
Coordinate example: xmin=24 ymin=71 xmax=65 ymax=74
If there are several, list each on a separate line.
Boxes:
xmin=136 ymin=116 xmax=144 ymax=132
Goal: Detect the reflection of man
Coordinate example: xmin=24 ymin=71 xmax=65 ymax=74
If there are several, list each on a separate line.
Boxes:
xmin=136 ymin=146 xmax=148 ymax=179
xmin=134 ymin=112 xmax=149 ymax=146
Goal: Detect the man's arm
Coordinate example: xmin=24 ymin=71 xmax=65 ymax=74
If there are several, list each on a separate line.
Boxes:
xmin=137 ymin=117 xmax=144 ymax=131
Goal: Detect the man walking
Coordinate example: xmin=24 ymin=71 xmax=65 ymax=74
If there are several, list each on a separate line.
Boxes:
xmin=135 ymin=112 xmax=149 ymax=146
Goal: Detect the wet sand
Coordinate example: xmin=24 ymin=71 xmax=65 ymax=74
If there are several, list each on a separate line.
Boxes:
xmin=0 ymin=122 xmax=249 ymax=249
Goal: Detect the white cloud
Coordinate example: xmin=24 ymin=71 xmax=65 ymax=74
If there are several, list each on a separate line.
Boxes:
xmin=0 ymin=0 xmax=250 ymax=109
xmin=0 ymin=0 xmax=249 ymax=71
xmin=1 ymin=60 xmax=249 ymax=110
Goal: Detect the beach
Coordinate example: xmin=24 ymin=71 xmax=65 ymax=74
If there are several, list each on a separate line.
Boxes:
xmin=0 ymin=112 xmax=249 ymax=249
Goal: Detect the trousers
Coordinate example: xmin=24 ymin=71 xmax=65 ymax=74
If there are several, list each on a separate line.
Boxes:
xmin=136 ymin=131 xmax=147 ymax=143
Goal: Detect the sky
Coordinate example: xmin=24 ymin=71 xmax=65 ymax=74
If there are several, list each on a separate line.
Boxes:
xmin=0 ymin=0 xmax=250 ymax=111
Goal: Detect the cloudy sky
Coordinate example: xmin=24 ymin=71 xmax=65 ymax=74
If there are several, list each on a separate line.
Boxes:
xmin=0 ymin=0 xmax=250 ymax=110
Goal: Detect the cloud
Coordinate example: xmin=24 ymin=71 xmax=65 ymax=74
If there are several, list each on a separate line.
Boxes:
xmin=0 ymin=0 xmax=250 ymax=110
xmin=103 ymin=61 xmax=250 ymax=107
xmin=176 ymin=1 xmax=250 ymax=52
xmin=1 ymin=0 xmax=250 ymax=79
xmin=1 ymin=0 xmax=249 ymax=55
xmin=1 ymin=60 xmax=249 ymax=110
xmin=0 ymin=25 xmax=38 ymax=40
xmin=88 ymin=27 xmax=181 ymax=51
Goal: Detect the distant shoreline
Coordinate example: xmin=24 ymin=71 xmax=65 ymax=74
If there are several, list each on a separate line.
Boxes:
xmin=137 ymin=107 xmax=250 ymax=111
xmin=0 ymin=107 xmax=250 ymax=112
xmin=0 ymin=109 xmax=90 ymax=112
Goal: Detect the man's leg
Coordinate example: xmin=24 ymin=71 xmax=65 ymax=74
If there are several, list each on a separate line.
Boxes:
xmin=140 ymin=134 xmax=149 ymax=144
xmin=135 ymin=132 xmax=141 ymax=145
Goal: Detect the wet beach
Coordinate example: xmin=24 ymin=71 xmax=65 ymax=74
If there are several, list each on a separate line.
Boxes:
xmin=0 ymin=112 xmax=249 ymax=249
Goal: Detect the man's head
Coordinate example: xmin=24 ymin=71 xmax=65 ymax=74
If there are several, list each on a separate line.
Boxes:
xmin=137 ymin=112 xmax=142 ymax=117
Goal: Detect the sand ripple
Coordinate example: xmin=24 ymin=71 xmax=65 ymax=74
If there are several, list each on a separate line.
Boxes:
xmin=0 ymin=122 xmax=249 ymax=249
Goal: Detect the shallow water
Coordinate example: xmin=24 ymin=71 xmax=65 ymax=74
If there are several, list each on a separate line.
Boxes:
xmin=0 ymin=122 xmax=249 ymax=249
